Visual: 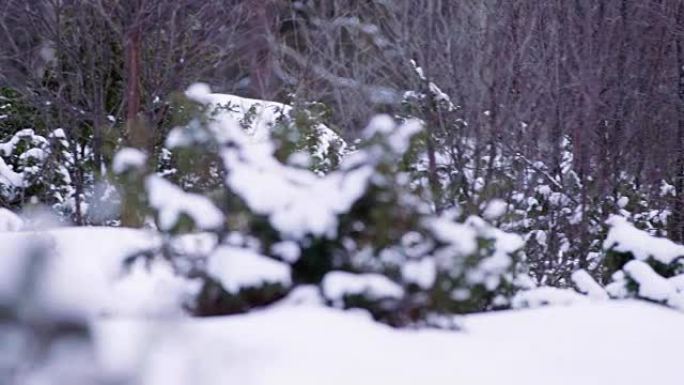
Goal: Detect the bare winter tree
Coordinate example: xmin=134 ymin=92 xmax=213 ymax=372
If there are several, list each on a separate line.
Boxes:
xmin=0 ymin=0 xmax=249 ymax=224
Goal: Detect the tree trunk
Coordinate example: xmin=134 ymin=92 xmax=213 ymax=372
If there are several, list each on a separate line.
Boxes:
xmin=121 ymin=22 xmax=145 ymax=227
xmin=125 ymin=24 xmax=144 ymax=148
xmin=247 ymin=0 xmax=275 ymax=99
xmin=673 ymin=3 xmax=684 ymax=243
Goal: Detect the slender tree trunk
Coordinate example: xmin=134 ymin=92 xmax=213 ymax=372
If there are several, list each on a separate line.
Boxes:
xmin=122 ymin=22 xmax=144 ymax=227
xmin=247 ymin=0 xmax=275 ymax=99
xmin=125 ymin=24 xmax=143 ymax=148
xmin=611 ymin=0 xmax=628 ymax=193
xmin=673 ymin=3 xmax=684 ymax=243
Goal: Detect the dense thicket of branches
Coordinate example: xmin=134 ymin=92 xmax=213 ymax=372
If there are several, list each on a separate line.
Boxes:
xmin=1 ymin=0 xmax=683 ymax=284
xmin=275 ymin=1 xmax=684 ymax=229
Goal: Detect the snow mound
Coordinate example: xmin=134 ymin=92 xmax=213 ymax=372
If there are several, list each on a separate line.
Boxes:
xmin=0 ymin=227 xmax=202 ymax=319
xmin=185 ymin=83 xmax=289 ymax=143
xmin=184 ymin=83 xmax=345 ymax=160
xmin=0 ymin=208 xmax=23 ymax=231
xmin=106 ymin=258 xmax=202 ymax=317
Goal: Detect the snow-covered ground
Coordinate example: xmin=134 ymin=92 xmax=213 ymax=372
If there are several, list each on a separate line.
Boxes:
xmin=93 ymin=301 xmax=683 ymax=385
xmin=2 ymin=227 xmax=683 ymax=385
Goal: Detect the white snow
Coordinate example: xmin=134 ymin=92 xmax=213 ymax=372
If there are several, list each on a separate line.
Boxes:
xmin=482 ymin=198 xmax=507 ymax=220
xmin=362 ymin=114 xmax=422 ymax=154
xmin=465 ymin=216 xmax=523 ymax=289
xmin=0 ymin=156 xmax=23 ymax=187
xmin=223 ymin=143 xmax=374 ymax=238
xmin=207 ymin=246 xmax=292 ymax=293
xmin=571 ymin=269 xmax=609 ymax=300
xmin=0 ymin=227 xmax=166 ymax=319
xmin=113 ymin=147 xmax=148 ymax=174
xmin=0 ymin=207 xmax=24 ymax=231
xmin=2 ymin=228 xmax=684 ymax=384
xmin=425 ymin=217 xmax=478 ymax=256
xmin=401 ymin=257 xmax=436 ymax=289
xmin=88 ymin=300 xmax=684 ymax=385
xmin=215 ymin=114 xmax=373 ymax=239
xmin=145 ymin=175 xmax=224 ymax=231
xmin=622 ymin=260 xmax=676 ymax=302
xmin=270 ymin=240 xmax=301 ymax=263
xmin=512 ymin=287 xmax=589 ymax=308
xmin=617 ymin=196 xmax=629 ymax=208
xmin=186 ymin=83 xmax=288 ymax=142
xmin=19 ymin=147 xmax=47 ymax=162
xmin=105 ymin=258 xmax=202 ymax=317
xmin=669 ymin=274 xmax=684 ymax=291
xmin=0 ymin=232 xmax=33 ymax=304
xmin=184 ymin=82 xmax=345 ymax=160
xmin=604 ymin=215 xmax=684 ymax=264
xmin=322 ymin=271 xmax=404 ymax=302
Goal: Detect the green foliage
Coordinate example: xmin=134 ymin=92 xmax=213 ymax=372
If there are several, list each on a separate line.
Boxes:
xmin=131 ymin=94 xmax=527 ymax=326
xmin=193 ymin=278 xmax=289 ymax=317
xmin=0 ymin=128 xmax=75 ymax=215
xmin=0 ymin=88 xmax=43 ymax=137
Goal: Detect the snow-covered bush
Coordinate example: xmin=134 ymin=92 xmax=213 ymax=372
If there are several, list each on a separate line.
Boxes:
xmin=0 ymin=128 xmax=76 ymax=217
xmin=603 ymin=216 xmax=684 ymax=310
xmin=398 ymin=66 xmax=673 ymax=288
xmin=125 ymin=84 xmax=527 ymax=327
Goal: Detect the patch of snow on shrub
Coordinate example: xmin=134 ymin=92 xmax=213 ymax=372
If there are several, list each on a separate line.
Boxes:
xmin=622 ymin=260 xmax=676 ymax=302
xmin=604 ymin=215 xmax=684 ymax=264
xmin=0 ymin=156 xmax=23 ymax=187
xmin=270 ymin=241 xmax=301 ymax=263
xmin=220 ymin=124 xmax=373 ymax=238
xmin=145 ymin=175 xmax=223 ymax=231
xmin=483 ymin=199 xmax=507 ymax=220
xmin=207 ymin=246 xmax=291 ymax=293
xmin=425 ymin=217 xmax=478 ymax=256
xmin=402 ymin=258 xmax=436 ymax=289
xmin=668 ymin=274 xmax=684 ymax=291
xmin=512 ymin=287 xmax=588 ymax=308
xmin=185 ymin=82 xmax=344 ymax=151
xmin=322 ymin=271 xmax=404 ymax=302
xmin=571 ymin=269 xmax=608 ymax=300
xmin=113 ymin=148 xmax=147 ymax=174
